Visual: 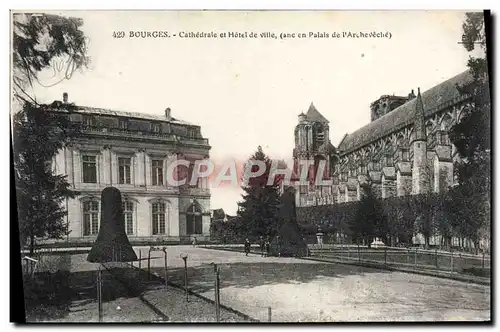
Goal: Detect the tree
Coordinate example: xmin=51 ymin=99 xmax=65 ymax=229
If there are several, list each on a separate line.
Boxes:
xmin=12 ymin=13 xmax=89 ymax=254
xmin=236 ymin=146 xmax=282 ymax=240
xmin=448 ymin=12 xmax=491 ymax=251
xmin=13 ymin=13 xmax=89 ymax=103
xmin=349 ymin=183 xmax=385 ymax=247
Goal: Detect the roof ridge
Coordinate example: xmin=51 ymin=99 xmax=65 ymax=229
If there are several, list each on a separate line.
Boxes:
xmin=337 ymin=69 xmax=472 ymax=154
xmin=74 ymin=104 xmax=194 ymax=126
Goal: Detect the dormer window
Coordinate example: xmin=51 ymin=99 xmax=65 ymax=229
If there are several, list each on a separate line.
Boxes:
xmin=151 ymin=122 xmax=161 ymax=133
xmin=82 ymin=115 xmax=95 ymax=127
xmin=187 ymin=127 xmax=197 ymax=138
xmin=119 ymin=118 xmax=129 ymax=130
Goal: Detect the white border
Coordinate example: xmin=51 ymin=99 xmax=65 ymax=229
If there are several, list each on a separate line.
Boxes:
xmin=2 ymin=1 xmax=497 ymax=332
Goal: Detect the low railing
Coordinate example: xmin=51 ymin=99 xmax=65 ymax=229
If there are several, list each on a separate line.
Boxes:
xmin=309 ymin=245 xmax=491 ymax=276
xmin=81 ymin=126 xmax=209 ymax=145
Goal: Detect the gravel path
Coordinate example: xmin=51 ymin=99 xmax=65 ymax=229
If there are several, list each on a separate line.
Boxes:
xmin=34 ymin=245 xmax=490 ymax=322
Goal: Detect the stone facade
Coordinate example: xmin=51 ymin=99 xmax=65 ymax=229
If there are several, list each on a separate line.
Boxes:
xmin=293 ymin=70 xmax=473 ymax=206
xmin=49 ymin=95 xmax=211 ymax=244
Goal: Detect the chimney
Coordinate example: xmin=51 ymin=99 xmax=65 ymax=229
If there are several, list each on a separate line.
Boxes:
xmin=63 ymin=92 xmax=68 ymax=103
xmin=165 ymin=107 xmax=171 ymax=120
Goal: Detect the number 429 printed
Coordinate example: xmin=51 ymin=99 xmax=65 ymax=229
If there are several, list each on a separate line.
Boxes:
xmin=113 ymin=31 xmax=126 ymax=38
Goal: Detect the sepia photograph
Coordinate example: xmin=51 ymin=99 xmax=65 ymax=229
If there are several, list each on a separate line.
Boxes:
xmin=10 ymin=9 xmax=492 ymax=323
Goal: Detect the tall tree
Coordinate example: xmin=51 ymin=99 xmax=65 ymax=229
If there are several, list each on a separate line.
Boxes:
xmin=12 ymin=13 xmax=89 ymax=254
xmin=236 ymin=146 xmax=281 ymax=240
xmin=13 ymin=13 xmax=89 ymax=103
xmin=349 ymin=182 xmax=386 ymax=247
xmin=448 ymin=12 xmax=491 ymax=251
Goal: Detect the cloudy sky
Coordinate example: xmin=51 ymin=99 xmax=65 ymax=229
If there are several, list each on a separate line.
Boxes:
xmin=24 ymin=10 xmax=476 ymax=214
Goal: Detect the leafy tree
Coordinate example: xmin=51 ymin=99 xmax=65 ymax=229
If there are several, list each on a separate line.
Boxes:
xmin=448 ymin=12 xmax=491 ymax=251
xmin=236 ymin=146 xmax=281 ymax=240
xmin=12 ymin=13 xmax=89 ymax=254
xmin=349 ymin=183 xmax=386 ymax=247
xmin=13 ymin=13 xmax=89 ymax=103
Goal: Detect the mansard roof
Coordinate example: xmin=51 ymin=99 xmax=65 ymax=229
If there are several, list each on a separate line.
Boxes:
xmin=50 ymin=98 xmax=195 ymax=127
xmin=305 ymin=102 xmax=329 ymax=123
xmin=337 ymin=70 xmax=472 ymax=155
xmin=76 ymin=105 xmax=195 ymax=126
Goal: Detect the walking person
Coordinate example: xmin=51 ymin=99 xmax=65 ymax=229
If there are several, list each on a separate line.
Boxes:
xmin=259 ymin=236 xmax=265 ymax=257
xmin=244 ymin=238 xmax=251 ymax=256
xmin=277 ymin=235 xmax=282 ymax=258
xmin=265 ymin=237 xmax=271 ymax=257
xmin=192 ymin=236 xmax=197 ymax=247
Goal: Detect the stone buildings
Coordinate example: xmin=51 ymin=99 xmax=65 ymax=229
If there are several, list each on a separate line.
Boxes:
xmin=293 ymin=70 xmax=472 ymax=207
xmin=49 ymin=93 xmax=211 ymax=244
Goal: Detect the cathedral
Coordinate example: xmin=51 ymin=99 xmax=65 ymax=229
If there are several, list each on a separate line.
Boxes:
xmin=292 ymin=70 xmax=472 ymax=207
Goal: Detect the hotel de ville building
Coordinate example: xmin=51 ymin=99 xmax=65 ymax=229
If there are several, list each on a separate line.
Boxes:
xmin=49 ymin=93 xmax=211 ymax=245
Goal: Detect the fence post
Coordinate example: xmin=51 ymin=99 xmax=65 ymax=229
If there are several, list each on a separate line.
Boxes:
xmin=407 ymin=248 xmax=410 ymax=265
xmin=138 ymin=250 xmax=142 ymax=269
xmin=97 ymin=265 xmax=103 ymax=322
xmin=482 ymin=252 xmax=485 ymax=269
xmin=163 ymin=249 xmax=168 ymax=288
xmin=450 ymin=250 xmax=454 ymax=272
xmin=268 ymin=307 xmax=272 ymax=322
xmin=358 ymin=245 xmax=360 ymax=262
xmin=384 ymin=246 xmax=387 ymax=266
xmin=435 ymin=248 xmax=438 ymax=268
xmin=414 ymin=248 xmax=417 ymax=267
xmin=214 ymin=264 xmax=220 ymax=322
xmin=147 ymin=248 xmax=151 ymax=280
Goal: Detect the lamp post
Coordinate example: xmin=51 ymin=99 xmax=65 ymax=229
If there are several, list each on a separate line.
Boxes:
xmin=180 ymin=253 xmax=188 ymax=302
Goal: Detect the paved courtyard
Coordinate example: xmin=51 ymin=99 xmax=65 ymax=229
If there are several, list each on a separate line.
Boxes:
xmin=38 ymin=245 xmax=490 ymax=322
xmin=145 ymin=246 xmax=491 ymax=322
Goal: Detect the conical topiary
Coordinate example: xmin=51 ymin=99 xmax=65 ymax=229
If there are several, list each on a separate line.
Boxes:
xmin=87 ymin=187 xmax=138 ymax=263
xmin=270 ymin=187 xmax=309 ymax=257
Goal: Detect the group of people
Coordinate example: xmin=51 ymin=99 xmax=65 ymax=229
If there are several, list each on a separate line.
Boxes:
xmin=244 ymin=236 xmax=281 ymax=257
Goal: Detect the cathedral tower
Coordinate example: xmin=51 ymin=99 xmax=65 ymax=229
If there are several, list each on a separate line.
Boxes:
xmin=293 ymin=103 xmax=337 ymax=206
xmin=411 ymin=88 xmax=430 ymax=194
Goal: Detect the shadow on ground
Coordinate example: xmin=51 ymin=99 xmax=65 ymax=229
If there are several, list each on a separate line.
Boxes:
xmin=152 ymin=261 xmax=388 ymax=293
xmin=24 ymin=266 xmax=163 ymax=322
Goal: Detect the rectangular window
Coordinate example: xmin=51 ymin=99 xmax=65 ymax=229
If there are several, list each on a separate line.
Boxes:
xmin=118 ymin=157 xmax=132 ymax=184
xmin=122 ymin=201 xmax=134 ymax=235
xmin=83 ymin=201 xmax=99 ymax=236
xmin=385 ymin=155 xmax=394 ymax=167
xmin=402 ymin=149 xmax=409 ymax=162
xmin=152 ymin=202 xmax=166 ymax=235
xmin=152 ymin=160 xmax=163 ymax=185
xmin=439 ymin=131 xmax=449 ymax=145
xmin=82 ymin=155 xmax=97 ymax=183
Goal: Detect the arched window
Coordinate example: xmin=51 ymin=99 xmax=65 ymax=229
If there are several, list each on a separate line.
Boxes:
xmin=315 ymin=125 xmax=325 ymax=146
xmin=152 ymin=202 xmax=167 ymax=235
xmin=83 ymin=200 xmax=99 ymax=236
xmin=122 ymin=200 xmax=134 ymax=235
xmin=186 ymin=204 xmax=203 ymax=235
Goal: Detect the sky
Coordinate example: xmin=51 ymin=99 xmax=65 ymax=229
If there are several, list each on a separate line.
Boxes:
xmin=23 ymin=10 xmax=476 ymax=215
